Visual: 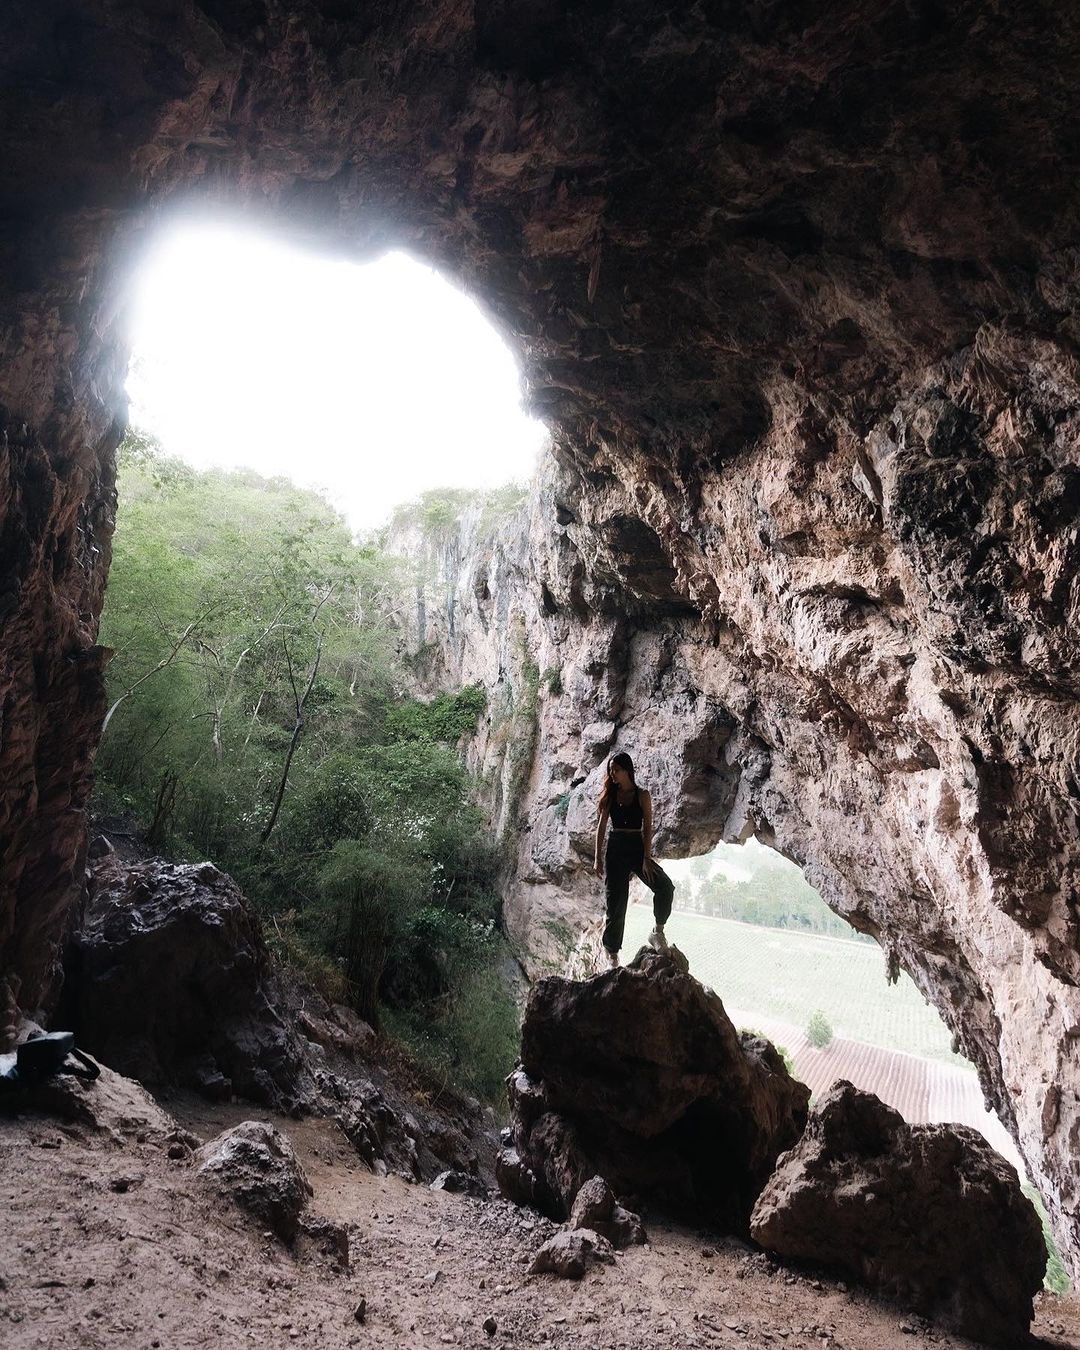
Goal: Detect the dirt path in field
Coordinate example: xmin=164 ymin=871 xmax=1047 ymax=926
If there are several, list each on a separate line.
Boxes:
xmin=2 ymin=1086 xmax=1078 ymax=1350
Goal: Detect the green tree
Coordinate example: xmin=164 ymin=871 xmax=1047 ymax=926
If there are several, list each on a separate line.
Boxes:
xmin=93 ymin=431 xmax=519 ymax=1103
xmin=807 ymin=1009 xmax=834 ymax=1049
xmin=310 ymin=843 xmax=425 ymax=1028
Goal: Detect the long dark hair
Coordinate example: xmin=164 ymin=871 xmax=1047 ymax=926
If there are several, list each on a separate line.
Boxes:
xmin=599 ymin=752 xmax=636 ymax=816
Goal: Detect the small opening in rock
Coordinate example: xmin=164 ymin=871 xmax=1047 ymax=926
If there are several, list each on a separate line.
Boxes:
xmin=629 ymin=837 xmax=1020 ymax=1169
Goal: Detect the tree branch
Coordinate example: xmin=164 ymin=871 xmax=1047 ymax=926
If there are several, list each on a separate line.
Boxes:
xmin=101 ymin=616 xmax=207 ymax=736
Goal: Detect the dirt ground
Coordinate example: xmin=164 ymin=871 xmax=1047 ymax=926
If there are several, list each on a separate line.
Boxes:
xmin=2 ymin=1084 xmax=1078 ymax=1350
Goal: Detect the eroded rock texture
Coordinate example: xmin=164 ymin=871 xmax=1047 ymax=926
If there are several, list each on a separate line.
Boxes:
xmin=65 ymin=855 xmax=314 ymax=1110
xmin=1 ymin=0 xmax=1079 ymax=1273
xmin=498 ymin=948 xmax=809 ymax=1232
xmin=750 ymin=1082 xmax=1046 ymax=1346
xmin=196 ymin=1120 xmax=313 ymax=1243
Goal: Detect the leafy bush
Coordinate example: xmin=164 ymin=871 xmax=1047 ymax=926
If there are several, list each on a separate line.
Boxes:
xmin=384 ymin=923 xmax=519 ymax=1106
xmin=541 ymin=666 xmax=563 ymax=696
xmin=1023 ymin=1184 xmax=1071 ymax=1294
xmin=385 ymin=685 xmax=486 ymax=743
xmin=806 ymin=1009 xmax=834 ymax=1049
xmin=308 ymin=842 xmax=426 ymax=1027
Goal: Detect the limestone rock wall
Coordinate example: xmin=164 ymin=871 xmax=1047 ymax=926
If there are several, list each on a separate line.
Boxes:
xmin=392 ymin=387 xmax=1080 ymax=1275
xmin=0 ymin=0 xmax=1078 ymax=1275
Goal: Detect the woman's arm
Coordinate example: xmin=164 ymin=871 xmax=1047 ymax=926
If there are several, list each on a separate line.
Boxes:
xmin=594 ymin=804 xmax=609 ymax=875
xmin=641 ymin=790 xmax=656 ymax=876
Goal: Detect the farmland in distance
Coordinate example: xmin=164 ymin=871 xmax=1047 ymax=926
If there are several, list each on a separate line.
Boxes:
xmin=623 ymin=903 xmax=965 ymax=1065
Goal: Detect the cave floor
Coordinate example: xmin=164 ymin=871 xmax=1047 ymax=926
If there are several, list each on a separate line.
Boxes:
xmin=1 ymin=1092 xmax=1077 ymax=1350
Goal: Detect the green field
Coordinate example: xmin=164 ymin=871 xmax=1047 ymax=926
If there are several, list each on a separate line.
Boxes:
xmin=624 ymin=903 xmax=968 ymax=1066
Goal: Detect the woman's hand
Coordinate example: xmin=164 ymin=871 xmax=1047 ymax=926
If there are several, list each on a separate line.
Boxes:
xmin=642 ymin=855 xmax=656 ymax=881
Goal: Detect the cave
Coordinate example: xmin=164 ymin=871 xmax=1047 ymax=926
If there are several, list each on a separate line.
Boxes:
xmin=1 ymin=0 xmax=1078 ymax=1285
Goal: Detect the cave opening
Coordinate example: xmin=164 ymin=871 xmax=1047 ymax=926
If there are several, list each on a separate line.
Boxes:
xmin=124 ymin=216 xmax=548 ymax=528
xmin=625 ymin=836 xmax=1068 ymax=1287
xmin=629 ymin=838 xmax=1017 ymax=1158
xmin=84 ymin=212 xmax=553 ymax=1100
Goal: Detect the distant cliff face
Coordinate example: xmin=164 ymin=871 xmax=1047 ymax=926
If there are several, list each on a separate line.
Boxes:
xmin=381 ymin=465 xmax=729 ymax=974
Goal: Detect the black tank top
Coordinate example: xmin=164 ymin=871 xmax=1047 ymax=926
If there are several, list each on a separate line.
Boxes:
xmin=610 ymin=786 xmax=644 ymax=830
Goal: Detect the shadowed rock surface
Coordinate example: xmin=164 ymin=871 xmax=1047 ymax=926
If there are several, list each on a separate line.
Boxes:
xmin=0 ymin=0 xmax=1079 ymax=1277
xmin=430 ymin=1169 xmax=490 ymax=1200
xmin=62 ymin=851 xmax=498 ymax=1186
xmin=64 ymin=855 xmax=314 ymax=1111
xmin=498 ymin=947 xmax=808 ymax=1231
xmin=196 ymin=1120 xmax=312 ymax=1243
xmin=750 ymin=1081 xmax=1046 ymax=1347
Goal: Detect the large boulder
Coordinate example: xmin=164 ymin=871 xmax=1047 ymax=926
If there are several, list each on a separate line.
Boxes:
xmin=498 ymin=947 xmax=809 ymax=1232
xmin=750 ymin=1081 xmax=1046 ymax=1347
xmin=63 ymin=856 xmax=313 ymax=1111
xmin=61 ymin=853 xmax=500 ymax=1185
xmin=196 ymin=1120 xmax=313 ymax=1242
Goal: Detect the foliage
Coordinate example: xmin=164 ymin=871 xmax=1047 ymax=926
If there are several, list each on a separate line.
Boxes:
xmin=541 ymin=666 xmax=563 ymax=696
xmin=496 ymin=617 xmax=542 ymax=856
xmin=384 ymin=911 xmax=518 ymax=1105
xmin=386 ymin=483 xmax=527 ymax=544
xmin=385 ymin=685 xmax=486 ymax=744
xmin=94 ymin=431 xmax=518 ymax=1103
xmin=675 ymin=841 xmax=872 ymax=942
xmin=806 ymin=1009 xmax=834 ymax=1049
xmin=308 ymin=843 xmax=426 ymax=1027
xmin=1023 ymin=1185 xmax=1072 ymax=1294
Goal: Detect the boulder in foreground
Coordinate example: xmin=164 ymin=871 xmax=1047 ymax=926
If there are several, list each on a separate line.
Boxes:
xmin=529 ymin=1229 xmax=614 ymax=1279
xmin=196 ymin=1120 xmax=312 ymax=1242
xmin=499 ymin=947 xmax=809 ymax=1232
xmin=67 ymin=856 xmax=312 ymax=1111
xmin=750 ymin=1081 xmax=1045 ymax=1347
xmin=570 ymin=1175 xmax=646 ymax=1248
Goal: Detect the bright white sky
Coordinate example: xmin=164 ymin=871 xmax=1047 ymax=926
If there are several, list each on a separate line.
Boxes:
xmin=125 ymin=222 xmax=549 ymax=530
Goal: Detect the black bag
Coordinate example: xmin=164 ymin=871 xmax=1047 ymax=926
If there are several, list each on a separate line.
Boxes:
xmin=0 ymin=1031 xmax=100 ymax=1087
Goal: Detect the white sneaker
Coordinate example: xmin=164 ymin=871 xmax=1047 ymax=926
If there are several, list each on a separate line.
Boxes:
xmin=604 ymin=948 xmax=620 ymax=968
xmin=648 ymin=927 xmax=668 ymax=951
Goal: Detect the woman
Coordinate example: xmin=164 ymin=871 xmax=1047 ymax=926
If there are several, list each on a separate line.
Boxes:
xmin=593 ymin=752 xmax=675 ymax=966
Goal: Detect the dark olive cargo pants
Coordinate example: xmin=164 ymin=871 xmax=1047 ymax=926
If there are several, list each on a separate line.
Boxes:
xmin=602 ymin=832 xmax=675 ymax=954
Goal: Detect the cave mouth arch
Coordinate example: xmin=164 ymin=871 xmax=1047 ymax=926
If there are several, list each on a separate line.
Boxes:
xmin=0 ymin=0 xmax=1077 ymax=1282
